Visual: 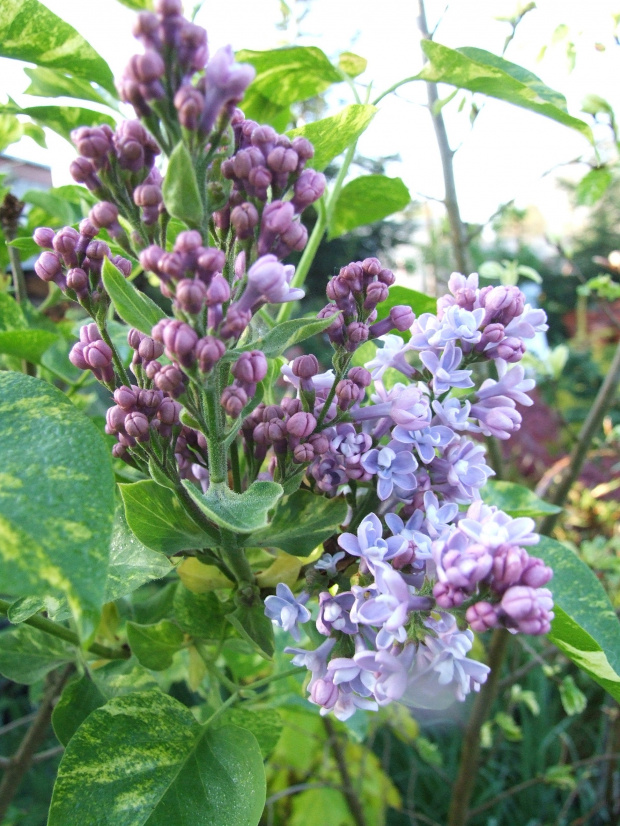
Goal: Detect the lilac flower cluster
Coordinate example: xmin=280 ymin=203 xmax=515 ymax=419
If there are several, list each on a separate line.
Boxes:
xmin=216 ymin=114 xmax=326 ymax=258
xmin=264 ymin=268 xmax=553 ymax=718
xmin=33 ymin=223 xmax=131 ymax=313
xmin=119 ymin=0 xmax=254 ymax=137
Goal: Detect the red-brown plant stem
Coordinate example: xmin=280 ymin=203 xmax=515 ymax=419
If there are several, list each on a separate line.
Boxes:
xmin=323 ymin=718 xmax=368 ymax=826
xmin=0 ymin=665 xmax=74 ymax=822
xmin=447 ymin=628 xmax=510 ymax=826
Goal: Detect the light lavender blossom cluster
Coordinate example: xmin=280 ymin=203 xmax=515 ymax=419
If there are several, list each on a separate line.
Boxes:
xmin=264 ymin=271 xmax=554 ymax=719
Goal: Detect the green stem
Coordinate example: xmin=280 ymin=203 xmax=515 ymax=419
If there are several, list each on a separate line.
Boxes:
xmin=242 ymin=665 xmax=301 ymax=692
xmin=98 ymin=323 xmax=131 ymax=387
xmin=203 ymin=364 xmax=229 ymax=485
xmin=372 ymin=75 xmax=419 ymax=106
xmin=202 ymin=691 xmax=239 ymax=728
xmin=0 ymin=599 xmax=129 ymax=660
xmin=276 ymin=133 xmax=359 ymax=325
xmin=230 ymin=440 xmax=242 ymax=493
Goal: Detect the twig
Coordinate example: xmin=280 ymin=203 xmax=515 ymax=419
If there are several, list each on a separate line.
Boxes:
xmin=0 ymin=665 xmax=74 ymax=822
xmin=0 ymin=598 xmax=129 ymax=661
xmin=323 ymin=717 xmax=369 ymax=826
xmin=417 ymin=0 xmax=473 ymax=277
xmin=539 ymin=335 xmax=620 ymax=535
xmin=467 ymin=752 xmax=620 ymax=819
xmin=447 ymin=628 xmax=510 ymax=826
xmin=0 ymin=713 xmax=37 ymax=738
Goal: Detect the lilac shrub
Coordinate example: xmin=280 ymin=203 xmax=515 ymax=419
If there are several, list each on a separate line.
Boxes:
xmin=30 ymin=0 xmax=553 ymax=727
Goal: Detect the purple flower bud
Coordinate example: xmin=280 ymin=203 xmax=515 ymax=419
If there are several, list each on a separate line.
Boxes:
xmin=346 ymin=322 xmax=369 ymax=351
xmin=157 ymin=397 xmax=182 ymax=426
xmin=175 ymin=278 xmax=207 ymax=314
xmin=162 ymin=320 xmax=198 ymax=366
xmin=520 ymin=557 xmax=553 ymax=588
xmin=124 ymin=411 xmax=150 ymax=442
xmin=71 ymin=125 xmax=113 ymax=164
xmin=287 ymin=411 xmax=317 ymax=439
xmin=33 ymin=227 xmax=55 ymax=249
xmin=340 ymin=262 xmax=364 ymax=293
xmin=85 ymin=240 xmax=110 ymax=261
xmin=231 ymin=350 xmax=268 ymax=384
xmin=145 ymin=361 xmax=161 ymax=380
xmin=83 ymin=339 xmax=113 ymax=370
xmin=348 ymin=366 xmax=371 ymax=388
xmin=134 ymin=183 xmax=163 ymax=208
xmin=231 ymin=202 xmax=259 ymax=240
xmin=292 ymin=354 xmax=319 ymax=379
xmin=292 ymin=136 xmax=314 ymax=164
xmin=154 ymin=364 xmax=186 ymax=397
xmin=106 ymin=404 xmax=126 ymax=434
xmin=201 ymin=45 xmax=256 ymax=134
xmin=114 ymin=385 xmax=139 ymax=411
xmin=293 ymin=443 xmax=315 ymax=463
xmin=390 ymin=305 xmax=415 ymax=331
xmin=364 ymin=281 xmax=389 ymax=309
xmin=291 ymin=169 xmax=326 ymax=212
xmin=138 ymin=336 xmax=164 ymax=362
xmin=66 ymin=267 xmax=89 ymax=295
xmin=262 ymin=200 xmax=294 ymax=235
xmin=69 ymin=157 xmax=101 ymax=190
xmin=131 ymin=50 xmax=165 ymax=83
xmin=466 ymin=600 xmax=499 ymax=632
xmin=500 ymin=586 xmax=554 ymax=634
xmin=79 ymin=323 xmax=102 ymax=345
xmin=221 ymin=384 xmax=248 ymax=418
xmin=309 ymin=432 xmax=330 ymax=454
xmin=69 ymin=342 xmax=88 ymax=371
xmin=266 ymin=145 xmax=298 ymax=175
xmin=335 ymin=378 xmax=361 ymax=411
xmin=219 ymin=304 xmax=251 ymax=339
xmin=267 ymin=418 xmax=287 ymax=442
xmin=35 ymin=251 xmax=62 ymax=282
xmin=90 ymin=201 xmax=119 ymax=231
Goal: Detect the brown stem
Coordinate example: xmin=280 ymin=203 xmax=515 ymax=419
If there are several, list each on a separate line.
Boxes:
xmin=538 ymin=335 xmax=620 ymax=536
xmin=417 ymin=0 xmax=473 ymax=277
xmin=323 ymin=718 xmax=368 ymax=826
xmin=447 ymin=628 xmax=510 ymax=826
xmin=0 ymin=665 xmax=74 ymax=821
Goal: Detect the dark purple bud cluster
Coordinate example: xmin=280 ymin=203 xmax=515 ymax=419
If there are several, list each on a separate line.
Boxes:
xmin=70 ymin=121 xmax=160 ymax=192
xmin=106 ymin=382 xmax=182 ymax=455
xmin=318 ymin=257 xmax=412 ymax=352
xmin=33 ymin=222 xmax=131 ymax=307
xmin=221 ymin=350 xmax=268 ymax=418
xmin=175 ymin=425 xmax=209 ymax=488
xmin=69 ymin=323 xmax=115 ymax=384
xmin=216 ymin=115 xmax=325 ymax=257
xmin=119 ymin=0 xmax=253 ymax=139
xmin=140 ymin=230 xmax=225 ymax=306
xmin=242 ymin=398 xmax=320 ymax=467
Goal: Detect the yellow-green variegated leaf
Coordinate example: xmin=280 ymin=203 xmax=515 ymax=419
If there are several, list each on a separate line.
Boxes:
xmin=0 ymin=373 xmax=115 ymax=639
xmin=48 ymin=690 xmax=266 ymax=826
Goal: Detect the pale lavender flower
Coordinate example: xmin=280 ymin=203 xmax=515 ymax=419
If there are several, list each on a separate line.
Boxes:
xmin=400 ymin=613 xmax=490 ymax=710
xmin=431 ymin=397 xmax=477 ymax=432
xmin=420 ymin=341 xmax=474 ymax=395
xmin=264 ymin=583 xmax=311 ymax=641
xmin=504 ymin=304 xmax=548 ymax=339
xmin=314 ymin=551 xmax=346 ymax=577
xmin=365 ymin=334 xmax=416 ymax=380
xmin=458 ymin=501 xmax=539 ymax=549
xmin=470 ymin=396 xmax=522 ymax=440
xmin=285 ymin=636 xmax=336 ymax=687
xmin=439 ymin=305 xmax=485 ymax=346
xmin=431 ymin=437 xmax=494 ymax=503
xmin=354 ymin=643 xmax=416 ymax=705
xmin=317 ymin=591 xmax=358 ymax=636
xmin=476 ymin=360 xmax=535 ymax=407
xmin=338 ymin=513 xmax=406 ymax=564
xmin=361 ymin=444 xmax=418 ymax=500
xmin=392 ymin=423 xmax=455 ymax=464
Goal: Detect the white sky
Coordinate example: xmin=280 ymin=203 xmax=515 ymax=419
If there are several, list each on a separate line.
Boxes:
xmin=3 ymin=0 xmax=620 ymax=237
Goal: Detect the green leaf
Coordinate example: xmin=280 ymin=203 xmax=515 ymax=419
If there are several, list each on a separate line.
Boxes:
xmin=481 ymin=480 xmax=562 ymax=518
xmin=0 ymin=373 xmax=115 ymax=638
xmin=173 ymin=588 xmax=227 ymax=640
xmin=0 ymin=292 xmax=27 ymax=331
xmin=227 ymin=602 xmax=275 ymax=659
xmin=162 ymin=141 xmax=204 ymax=228
xmin=237 ymin=46 xmax=341 ymax=115
xmin=6 ymin=595 xmax=48 ymax=623
xmin=52 ymin=674 xmax=106 ymax=746
xmin=559 ymin=675 xmax=587 ymax=716
xmin=104 ymin=509 xmax=172 ymax=603
xmin=126 ymin=619 xmax=185 ymax=671
xmin=0 ymin=0 xmax=115 ymax=93
xmin=287 ymin=104 xmax=378 ymax=171
xmin=0 ymin=329 xmax=57 ymax=362
xmin=182 ymin=480 xmax=283 ymax=533
xmin=576 ymin=167 xmax=613 ymax=206
xmin=24 ymin=66 xmax=115 ymax=107
xmin=23 ymin=188 xmax=82 ymax=225
xmin=0 ymin=624 xmax=74 ymax=684
xmin=48 ymin=691 xmax=265 ymax=826
xmin=328 ymin=174 xmax=410 ymax=239
xmin=7 ymin=235 xmax=40 ymax=260
xmin=338 ymin=51 xmax=367 ymax=78
xmin=418 ymin=43 xmax=592 ymax=142
xmin=233 ymin=314 xmax=338 ymax=359
xmin=102 ymin=257 xmax=167 ymax=335
xmin=218 ymin=707 xmax=282 ymax=759
xmin=0 ymin=102 xmax=116 ymax=144
xmin=120 ymin=480 xmax=218 ymax=554
xmin=0 ymin=113 xmax=23 ymax=153
xmin=22 ymin=120 xmax=47 ymax=147
xmin=537 ymin=536 xmax=620 ymax=701
xmin=247 ymin=490 xmax=347 ymax=557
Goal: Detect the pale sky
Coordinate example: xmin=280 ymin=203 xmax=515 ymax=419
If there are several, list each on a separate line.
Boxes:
xmin=3 ymin=0 xmax=620 ymax=237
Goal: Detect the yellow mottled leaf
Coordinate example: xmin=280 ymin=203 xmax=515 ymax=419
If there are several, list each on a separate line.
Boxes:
xmin=256 ymin=552 xmax=302 ymax=588
xmin=177 ymin=558 xmax=234 ymax=593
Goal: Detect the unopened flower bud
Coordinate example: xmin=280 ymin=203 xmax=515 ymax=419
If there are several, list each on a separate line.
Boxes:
xmin=390 ymin=305 xmax=415 ymax=331
xmin=33 ymin=227 xmax=55 ymax=249
xmin=221 ymin=384 xmax=248 ymax=418
xmin=176 ymin=278 xmax=207 ymax=314
xmin=287 ymin=411 xmax=317 ymax=439
xmin=124 ymin=411 xmax=150 ymax=442
xmin=293 ymin=443 xmax=315 ymax=463
xmin=35 ymin=251 xmax=62 ymax=282
xmin=154 ymin=364 xmax=186 ymax=396
xmin=66 ymin=267 xmax=89 ymax=295
xmin=231 ymin=202 xmax=259 ymax=240
xmin=157 ymin=397 xmax=182 ymax=426
xmin=196 ymin=336 xmax=226 ymax=373
xmin=114 ymin=385 xmax=139 ymax=411
xmin=292 ymin=354 xmax=319 ymax=379
xmin=83 ymin=339 xmax=113 ymax=370
xmin=232 ymin=350 xmax=268 ymax=384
